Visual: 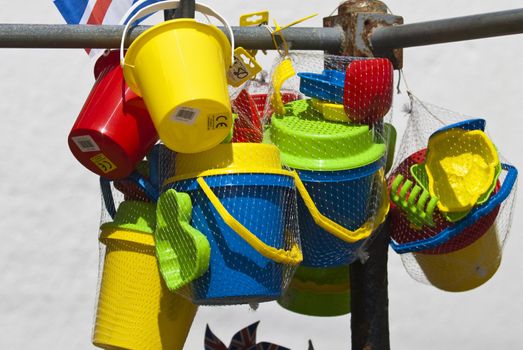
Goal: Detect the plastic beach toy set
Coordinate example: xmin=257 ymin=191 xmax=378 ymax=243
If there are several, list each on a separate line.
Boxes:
xmin=388 ymin=97 xmax=517 ymax=292
xmin=63 ymin=2 xmax=518 ymax=348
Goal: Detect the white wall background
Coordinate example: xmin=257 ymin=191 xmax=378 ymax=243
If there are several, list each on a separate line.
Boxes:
xmin=0 ymin=0 xmax=522 ymax=349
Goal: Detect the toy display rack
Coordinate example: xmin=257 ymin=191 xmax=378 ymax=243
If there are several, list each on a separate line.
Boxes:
xmin=1 ymin=1 xmax=523 ymax=349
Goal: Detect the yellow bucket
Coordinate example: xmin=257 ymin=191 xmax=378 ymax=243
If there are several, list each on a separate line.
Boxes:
xmin=93 ymin=201 xmax=197 ymax=350
xmin=120 ymin=1 xmax=234 ymax=154
xmin=414 ymin=224 xmax=501 ymax=292
xmin=169 ymin=143 xmax=289 ymax=181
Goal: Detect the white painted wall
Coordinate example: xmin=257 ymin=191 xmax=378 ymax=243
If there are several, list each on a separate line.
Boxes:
xmin=0 ymin=0 xmax=522 ymax=349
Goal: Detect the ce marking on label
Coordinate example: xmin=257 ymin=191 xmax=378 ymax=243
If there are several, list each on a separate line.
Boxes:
xmin=97 ymin=160 xmax=113 ymax=172
xmin=216 ymin=115 xmax=228 ymax=128
xmin=91 ymin=154 xmax=117 ymax=174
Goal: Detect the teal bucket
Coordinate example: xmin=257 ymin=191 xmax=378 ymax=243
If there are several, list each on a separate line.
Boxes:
xmin=164 ymin=143 xmax=301 ymax=305
xmin=170 ymin=174 xmax=294 ymax=304
xmin=296 ymin=160 xmax=385 ymax=267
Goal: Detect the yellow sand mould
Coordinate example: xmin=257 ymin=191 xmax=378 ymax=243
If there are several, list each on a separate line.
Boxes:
xmin=425 ymin=129 xmax=499 ymax=213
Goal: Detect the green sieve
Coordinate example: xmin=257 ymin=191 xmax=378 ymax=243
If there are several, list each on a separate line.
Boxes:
xmin=265 ymin=99 xmax=386 ymax=171
xmin=277 ymin=265 xmax=351 ymax=317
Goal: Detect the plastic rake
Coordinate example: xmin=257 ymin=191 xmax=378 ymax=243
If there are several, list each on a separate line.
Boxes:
xmin=390 ymin=174 xmax=439 ymax=228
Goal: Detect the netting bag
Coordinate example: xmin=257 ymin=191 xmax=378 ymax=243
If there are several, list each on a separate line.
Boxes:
xmin=93 ymin=148 xmax=197 ymax=350
xmin=388 ymin=95 xmax=518 ymax=292
xmin=230 ymin=74 xmax=301 ymax=143
xmin=156 ymin=141 xmax=302 ymax=305
xmin=147 ymin=37 xmax=303 ymax=306
xmin=264 ymin=52 xmax=393 ymax=268
xmin=257 ymin=52 xmax=393 ymax=317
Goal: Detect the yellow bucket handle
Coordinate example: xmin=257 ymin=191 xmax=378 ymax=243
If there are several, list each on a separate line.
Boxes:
xmin=196 ymin=177 xmax=303 ymax=266
xmin=292 ymin=169 xmax=390 ymax=243
xmin=119 ymin=0 xmax=235 ymax=68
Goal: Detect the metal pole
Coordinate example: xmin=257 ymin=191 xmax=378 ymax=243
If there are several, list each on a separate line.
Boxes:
xmin=1 ymin=9 xmax=522 ymax=51
xmin=0 ymin=24 xmax=343 ymax=51
xmin=164 ymin=9 xmax=176 ymax=21
xmin=350 ymin=221 xmax=390 ymax=350
xmin=174 ymin=0 xmax=195 ymax=19
xmin=371 ymin=8 xmax=523 ymax=51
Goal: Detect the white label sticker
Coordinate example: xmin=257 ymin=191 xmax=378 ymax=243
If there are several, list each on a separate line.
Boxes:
xmin=72 ymin=135 xmax=100 ymax=152
xmin=172 ymin=107 xmax=200 ymax=125
xmin=227 ymin=47 xmax=262 ymax=87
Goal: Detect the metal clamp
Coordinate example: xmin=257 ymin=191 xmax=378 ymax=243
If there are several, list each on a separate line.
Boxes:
xmin=323 ymin=0 xmax=403 ymax=69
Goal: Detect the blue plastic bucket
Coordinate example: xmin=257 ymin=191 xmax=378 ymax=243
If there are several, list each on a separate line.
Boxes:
xmin=296 ymin=159 xmax=384 ymax=267
xmin=170 ymin=173 xmax=295 ymax=305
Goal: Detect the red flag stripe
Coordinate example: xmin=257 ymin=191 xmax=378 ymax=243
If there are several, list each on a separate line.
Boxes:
xmin=87 ymin=0 xmax=113 ymax=24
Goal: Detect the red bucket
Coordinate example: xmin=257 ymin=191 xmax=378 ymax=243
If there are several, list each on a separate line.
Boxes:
xmin=68 ymin=50 xmax=158 ymax=179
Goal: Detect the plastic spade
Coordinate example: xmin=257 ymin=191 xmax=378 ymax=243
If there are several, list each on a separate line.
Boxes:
xmin=344 ymin=58 xmax=393 ymax=125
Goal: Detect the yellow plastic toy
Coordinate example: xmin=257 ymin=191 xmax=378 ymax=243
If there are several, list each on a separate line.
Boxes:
xmin=272 ymin=14 xmax=318 ymax=33
xmin=414 ymin=224 xmax=501 ymax=292
xmin=425 ymin=128 xmax=500 ymax=213
xmin=227 ymin=47 xmax=262 ymax=87
xmin=120 ymin=1 xmax=234 ymax=154
xmin=267 ymin=14 xmax=317 ymax=115
xmin=93 ymin=201 xmax=197 ymax=350
xmin=310 ymin=98 xmax=351 ymax=122
xmin=167 ymin=143 xmax=291 ymax=182
xmin=293 ymin=169 xmax=389 ymax=243
xmin=270 ymin=58 xmax=296 ymax=116
xmin=239 ymin=11 xmax=269 ymax=57
xmin=240 ymin=11 xmax=269 ymax=27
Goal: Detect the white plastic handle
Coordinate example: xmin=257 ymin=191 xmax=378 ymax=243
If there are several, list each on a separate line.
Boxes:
xmin=119 ymin=0 xmax=234 ymax=67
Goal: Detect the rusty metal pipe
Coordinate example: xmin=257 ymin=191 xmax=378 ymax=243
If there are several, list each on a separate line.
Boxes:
xmin=0 ymin=24 xmax=344 ymax=50
xmin=371 ymin=8 xmax=523 ymax=51
xmin=174 ymin=0 xmax=195 ymax=19
xmin=2 ymin=8 xmax=523 ymax=51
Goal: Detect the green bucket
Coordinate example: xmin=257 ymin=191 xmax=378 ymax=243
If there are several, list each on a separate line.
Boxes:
xmin=265 ymin=99 xmax=385 ymax=171
xmin=278 ymin=265 xmax=351 ymax=317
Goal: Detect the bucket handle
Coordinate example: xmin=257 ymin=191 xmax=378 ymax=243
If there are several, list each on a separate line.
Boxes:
xmin=196 ymin=177 xmax=303 ymax=265
xmin=99 ymin=167 xmax=159 ymax=221
xmin=119 ymin=0 xmax=235 ymax=68
xmin=391 ymin=163 xmax=518 ymax=254
xmin=100 ymin=177 xmax=117 ymax=220
xmin=292 ymin=169 xmax=390 ymax=243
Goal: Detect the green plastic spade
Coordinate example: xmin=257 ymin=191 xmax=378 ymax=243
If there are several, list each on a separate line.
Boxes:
xmin=155 ymin=189 xmax=211 ymax=291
